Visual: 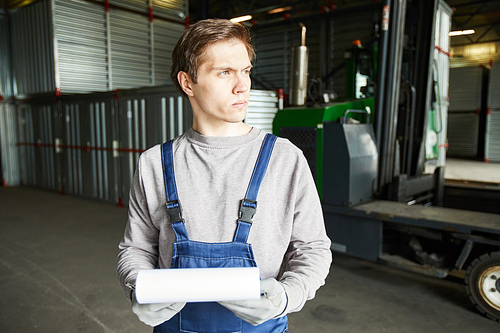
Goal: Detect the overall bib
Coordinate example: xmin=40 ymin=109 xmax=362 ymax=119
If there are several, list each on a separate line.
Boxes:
xmin=154 ymin=134 xmax=288 ymax=333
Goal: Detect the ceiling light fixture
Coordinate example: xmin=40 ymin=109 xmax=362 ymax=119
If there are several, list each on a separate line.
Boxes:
xmin=267 ymin=6 xmax=292 ymax=15
xmin=230 ymin=15 xmax=252 ymax=23
xmin=449 ymin=29 xmax=475 ymax=36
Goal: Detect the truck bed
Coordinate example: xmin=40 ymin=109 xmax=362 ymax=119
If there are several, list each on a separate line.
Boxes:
xmin=351 ymin=200 xmax=500 ymax=235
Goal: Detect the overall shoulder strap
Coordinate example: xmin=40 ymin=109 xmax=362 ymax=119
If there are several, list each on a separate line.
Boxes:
xmin=161 ymin=141 xmax=188 ymax=241
xmin=234 ymin=134 xmax=278 ymax=243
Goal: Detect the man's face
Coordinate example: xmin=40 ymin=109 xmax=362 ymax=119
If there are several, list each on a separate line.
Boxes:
xmin=185 ymin=39 xmax=252 ymax=128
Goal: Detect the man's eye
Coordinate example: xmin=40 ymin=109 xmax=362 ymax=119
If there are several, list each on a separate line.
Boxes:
xmin=219 ymin=70 xmax=229 ymax=76
xmin=243 ymin=69 xmax=251 ymax=75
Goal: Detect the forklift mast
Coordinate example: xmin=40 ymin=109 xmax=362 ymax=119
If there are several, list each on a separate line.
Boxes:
xmin=374 ymin=0 xmax=444 ymax=204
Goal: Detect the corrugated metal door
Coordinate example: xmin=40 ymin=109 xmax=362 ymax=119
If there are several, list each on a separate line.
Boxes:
xmin=0 ymin=10 xmax=12 ymax=97
xmin=447 ymin=65 xmax=485 ymax=158
xmin=447 ymin=112 xmax=480 ymax=157
xmin=110 ymin=9 xmax=152 ymax=89
xmin=62 ymin=102 xmax=84 ymax=195
xmin=89 ymin=101 xmax=112 ymax=200
xmin=59 ymin=94 xmax=119 ymax=203
xmin=485 ymin=62 xmax=500 ymax=162
xmin=10 ymin=0 xmax=55 ymax=95
xmin=20 ymin=103 xmax=58 ymax=190
xmin=448 ymin=66 xmax=483 ymax=112
xmin=37 ymin=105 xmax=57 ymax=190
xmin=0 ymin=103 xmax=20 ymax=186
xmin=488 ymin=63 xmax=500 ymax=109
xmin=16 ymin=101 xmax=63 ymax=195
xmin=17 ymin=104 xmax=37 ymax=186
xmin=53 ymin=0 xmax=109 ymax=93
xmin=485 ymin=111 xmax=500 ymax=162
xmin=153 ymin=19 xmax=185 ymax=85
xmin=117 ymin=87 xmax=191 ymax=206
xmin=81 ymin=98 xmax=116 ymax=201
xmin=58 ymin=96 xmax=116 ymax=202
xmin=0 ymin=10 xmax=19 ymax=186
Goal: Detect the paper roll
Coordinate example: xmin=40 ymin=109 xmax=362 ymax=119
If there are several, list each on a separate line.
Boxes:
xmin=135 ymin=267 xmax=261 ymax=304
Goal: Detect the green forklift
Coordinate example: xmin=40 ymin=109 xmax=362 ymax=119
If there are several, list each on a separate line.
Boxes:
xmin=273 ymin=0 xmax=500 ymax=322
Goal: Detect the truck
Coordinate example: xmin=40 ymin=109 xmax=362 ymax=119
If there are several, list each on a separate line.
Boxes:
xmin=272 ymin=0 xmax=500 ymax=322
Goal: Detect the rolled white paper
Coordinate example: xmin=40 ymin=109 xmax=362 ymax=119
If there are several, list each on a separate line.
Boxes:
xmin=135 ymin=267 xmax=261 ymax=304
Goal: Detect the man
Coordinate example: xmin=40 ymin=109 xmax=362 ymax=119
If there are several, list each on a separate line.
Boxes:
xmin=117 ymin=18 xmax=332 ymax=333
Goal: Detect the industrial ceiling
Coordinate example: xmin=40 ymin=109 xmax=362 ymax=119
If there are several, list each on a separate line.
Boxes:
xmin=190 ymin=0 xmax=500 ymax=47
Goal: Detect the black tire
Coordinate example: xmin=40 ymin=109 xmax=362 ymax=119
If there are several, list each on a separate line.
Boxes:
xmin=465 ymin=251 xmax=500 ymax=322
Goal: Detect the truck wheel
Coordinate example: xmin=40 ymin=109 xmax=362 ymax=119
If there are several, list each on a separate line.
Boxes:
xmin=465 ymin=252 xmax=500 ymax=322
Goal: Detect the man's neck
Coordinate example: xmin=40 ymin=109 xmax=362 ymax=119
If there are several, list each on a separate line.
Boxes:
xmin=192 ymin=121 xmax=252 ymax=137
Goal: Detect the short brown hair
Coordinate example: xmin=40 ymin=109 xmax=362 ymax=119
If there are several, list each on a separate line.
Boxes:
xmin=171 ymin=19 xmax=255 ymax=95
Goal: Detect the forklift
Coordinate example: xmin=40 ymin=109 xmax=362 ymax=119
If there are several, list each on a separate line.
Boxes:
xmin=273 ymin=0 xmax=500 ymax=322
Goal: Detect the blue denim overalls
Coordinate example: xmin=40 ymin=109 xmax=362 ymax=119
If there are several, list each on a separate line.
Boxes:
xmin=154 ymin=134 xmax=289 ymax=333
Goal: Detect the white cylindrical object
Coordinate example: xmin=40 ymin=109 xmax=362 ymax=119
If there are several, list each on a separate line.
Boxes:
xmin=135 ymin=267 xmax=261 ymax=304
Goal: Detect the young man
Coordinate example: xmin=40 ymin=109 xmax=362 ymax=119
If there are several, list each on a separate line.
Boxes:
xmin=117 ymin=19 xmax=332 ymax=333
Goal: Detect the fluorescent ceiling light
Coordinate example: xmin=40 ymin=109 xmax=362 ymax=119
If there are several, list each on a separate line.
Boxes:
xmin=268 ymin=6 xmax=292 ymax=14
xmin=230 ymin=15 xmax=252 ymax=23
xmin=449 ymin=29 xmax=475 ymax=36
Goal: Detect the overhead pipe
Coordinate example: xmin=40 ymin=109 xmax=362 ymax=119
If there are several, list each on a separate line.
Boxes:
xmin=300 ymin=22 xmax=306 ymax=46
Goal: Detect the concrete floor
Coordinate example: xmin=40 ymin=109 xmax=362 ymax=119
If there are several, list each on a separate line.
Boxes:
xmin=1 ymin=186 xmax=499 ymax=332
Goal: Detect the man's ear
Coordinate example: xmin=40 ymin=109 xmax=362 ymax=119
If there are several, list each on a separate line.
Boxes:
xmin=178 ymin=71 xmax=194 ymax=97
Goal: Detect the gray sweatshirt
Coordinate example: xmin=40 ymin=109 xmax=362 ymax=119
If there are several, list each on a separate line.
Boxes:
xmin=117 ymin=127 xmax=332 ymax=315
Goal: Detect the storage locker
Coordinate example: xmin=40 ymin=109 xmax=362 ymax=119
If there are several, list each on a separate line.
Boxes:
xmin=9 ymin=0 xmax=187 ymax=95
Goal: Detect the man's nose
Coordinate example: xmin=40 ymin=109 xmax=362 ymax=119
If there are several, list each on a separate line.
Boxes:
xmin=233 ymin=74 xmax=249 ymax=94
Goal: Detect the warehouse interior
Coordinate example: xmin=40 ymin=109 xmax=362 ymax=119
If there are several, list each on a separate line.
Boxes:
xmin=1 ymin=0 xmax=500 ymax=332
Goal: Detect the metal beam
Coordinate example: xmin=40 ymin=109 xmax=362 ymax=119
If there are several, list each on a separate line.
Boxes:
xmin=457 ymin=2 xmax=487 ymax=27
xmin=449 ymin=0 xmax=500 ymax=9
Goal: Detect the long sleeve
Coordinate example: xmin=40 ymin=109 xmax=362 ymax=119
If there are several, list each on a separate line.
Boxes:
xmin=278 ymin=150 xmax=332 ymax=314
xmin=117 ymin=155 xmax=161 ymax=301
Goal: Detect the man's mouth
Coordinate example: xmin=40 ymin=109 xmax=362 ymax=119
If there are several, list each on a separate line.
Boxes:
xmin=232 ymin=100 xmax=248 ymax=108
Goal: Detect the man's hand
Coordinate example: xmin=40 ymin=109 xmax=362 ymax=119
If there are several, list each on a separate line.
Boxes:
xmin=219 ymin=278 xmax=287 ymax=326
xmin=131 ymin=292 xmax=186 ymax=327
